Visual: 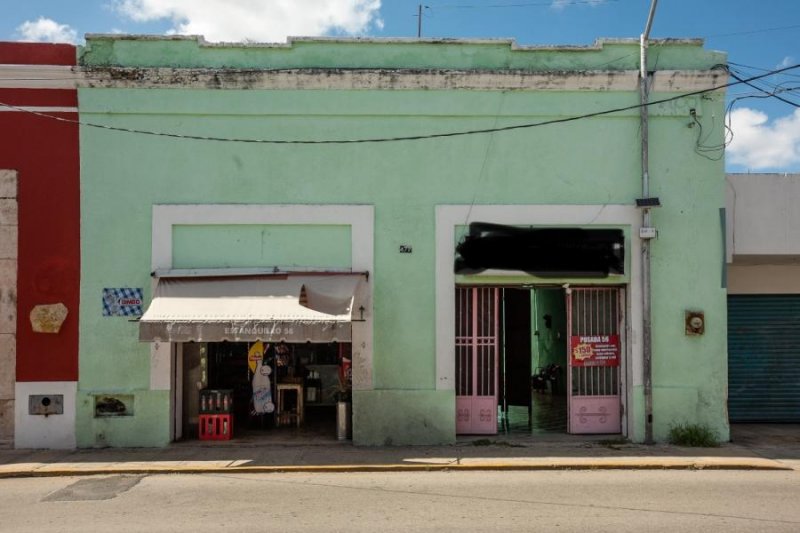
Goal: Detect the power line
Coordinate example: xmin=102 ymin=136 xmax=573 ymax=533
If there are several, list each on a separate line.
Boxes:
xmin=1 ymin=62 xmax=798 ymax=145
xmin=705 ymin=23 xmax=800 ymax=39
xmin=728 ymin=61 xmax=800 ymax=80
xmin=705 ymin=64 xmax=800 ymax=162
xmin=729 ymin=60 xmax=800 ymax=72
xmin=727 ymin=66 xmax=800 ymax=108
xmin=728 ymin=85 xmax=800 ymax=101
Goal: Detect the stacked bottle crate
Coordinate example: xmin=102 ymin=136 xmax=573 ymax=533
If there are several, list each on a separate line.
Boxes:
xmin=199 ymin=389 xmax=234 ymax=440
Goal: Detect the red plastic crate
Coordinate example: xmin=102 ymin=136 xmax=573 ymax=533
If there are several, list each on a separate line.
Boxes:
xmin=199 ymin=414 xmax=233 ymax=441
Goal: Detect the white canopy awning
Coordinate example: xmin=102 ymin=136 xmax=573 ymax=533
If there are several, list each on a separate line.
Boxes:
xmin=139 ymin=274 xmax=363 ymax=343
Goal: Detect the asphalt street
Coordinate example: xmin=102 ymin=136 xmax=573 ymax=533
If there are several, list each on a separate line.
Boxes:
xmin=1 ymin=470 xmax=798 ymax=533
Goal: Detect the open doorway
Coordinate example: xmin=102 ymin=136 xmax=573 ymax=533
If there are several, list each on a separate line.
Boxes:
xmin=456 ymin=286 xmax=567 ymax=436
xmin=499 ymin=287 xmax=567 ymax=435
xmin=456 ymin=285 xmax=624 ymax=437
xmin=181 ymin=341 xmax=351 ymax=442
xmin=498 ymin=288 xmax=532 ymax=432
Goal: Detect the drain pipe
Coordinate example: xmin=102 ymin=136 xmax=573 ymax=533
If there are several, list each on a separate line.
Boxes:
xmin=640 ymin=0 xmax=659 ymax=445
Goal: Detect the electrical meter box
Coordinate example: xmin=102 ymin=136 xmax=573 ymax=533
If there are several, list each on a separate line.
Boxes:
xmin=28 ymin=394 xmax=64 ymax=415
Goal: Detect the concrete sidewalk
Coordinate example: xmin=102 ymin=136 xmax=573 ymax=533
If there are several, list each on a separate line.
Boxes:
xmin=2 ymin=425 xmax=798 ymax=478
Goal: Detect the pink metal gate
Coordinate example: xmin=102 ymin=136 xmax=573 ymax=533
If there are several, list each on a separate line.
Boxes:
xmin=567 ymin=287 xmax=623 ymax=434
xmin=455 ymin=286 xmax=500 ymax=435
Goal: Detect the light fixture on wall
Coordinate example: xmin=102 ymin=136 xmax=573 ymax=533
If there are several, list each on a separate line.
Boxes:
xmin=353 ymin=305 xmax=366 ymax=322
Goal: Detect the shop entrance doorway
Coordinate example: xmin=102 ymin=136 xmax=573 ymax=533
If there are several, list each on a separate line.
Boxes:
xmin=180 ymin=341 xmax=351 ymax=442
xmin=455 ymin=285 xmax=624 ymax=437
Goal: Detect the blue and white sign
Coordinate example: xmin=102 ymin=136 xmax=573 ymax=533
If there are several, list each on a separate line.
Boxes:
xmin=103 ymin=288 xmax=144 ymax=317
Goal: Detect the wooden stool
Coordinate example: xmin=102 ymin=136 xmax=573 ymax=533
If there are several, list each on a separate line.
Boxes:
xmin=276 ymin=383 xmax=304 ymax=427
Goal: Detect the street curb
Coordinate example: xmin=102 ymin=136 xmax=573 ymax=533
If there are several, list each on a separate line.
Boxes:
xmin=0 ymin=459 xmax=792 ymax=478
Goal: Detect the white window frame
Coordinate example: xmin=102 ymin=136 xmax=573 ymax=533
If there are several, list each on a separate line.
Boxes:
xmin=435 ymin=204 xmax=641 ymax=436
xmin=149 ymin=204 xmax=374 ymax=440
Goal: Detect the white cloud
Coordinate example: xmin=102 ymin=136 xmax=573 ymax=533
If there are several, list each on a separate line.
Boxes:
xmin=727 ymin=107 xmax=800 ymax=170
xmin=16 ymin=17 xmax=78 ymax=44
xmin=777 ymin=56 xmax=795 ymax=69
xmin=115 ymin=0 xmax=382 ymax=43
xmin=551 ymin=0 xmax=606 ymax=10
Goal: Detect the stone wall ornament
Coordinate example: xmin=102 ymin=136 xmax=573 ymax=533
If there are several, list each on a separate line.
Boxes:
xmin=30 ymin=303 xmax=68 ymax=333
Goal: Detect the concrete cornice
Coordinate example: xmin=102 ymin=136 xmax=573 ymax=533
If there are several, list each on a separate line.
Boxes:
xmin=0 ymin=56 xmax=726 ymax=94
xmin=83 ymin=33 xmax=706 ymax=50
xmin=77 ymin=67 xmax=726 ymax=92
xmin=0 ymin=64 xmax=78 ymax=89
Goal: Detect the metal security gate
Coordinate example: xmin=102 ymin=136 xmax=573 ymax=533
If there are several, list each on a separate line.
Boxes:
xmin=728 ymin=295 xmax=800 ymax=423
xmin=455 ymin=287 xmax=500 ymax=435
xmin=567 ymin=287 xmax=623 ymax=434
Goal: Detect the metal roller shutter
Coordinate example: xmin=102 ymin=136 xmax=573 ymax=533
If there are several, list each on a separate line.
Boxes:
xmin=728 ymin=295 xmax=800 ymax=423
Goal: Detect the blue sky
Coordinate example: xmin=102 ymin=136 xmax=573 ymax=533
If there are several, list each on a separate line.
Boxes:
xmin=3 ymin=0 xmax=799 ymax=171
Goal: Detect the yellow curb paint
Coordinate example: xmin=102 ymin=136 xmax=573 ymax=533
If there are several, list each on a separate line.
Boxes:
xmin=0 ymin=459 xmax=792 ymax=479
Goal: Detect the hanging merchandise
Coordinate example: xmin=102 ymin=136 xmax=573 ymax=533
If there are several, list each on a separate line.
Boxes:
xmin=252 ymin=358 xmax=274 ymax=414
xmin=248 ymin=341 xmax=265 ymax=373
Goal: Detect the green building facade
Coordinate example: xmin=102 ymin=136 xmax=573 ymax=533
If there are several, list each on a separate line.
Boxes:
xmin=76 ymin=35 xmax=728 ymax=447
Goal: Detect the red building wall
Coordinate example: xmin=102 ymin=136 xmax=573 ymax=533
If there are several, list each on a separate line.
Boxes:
xmin=0 ymin=42 xmax=79 ymax=382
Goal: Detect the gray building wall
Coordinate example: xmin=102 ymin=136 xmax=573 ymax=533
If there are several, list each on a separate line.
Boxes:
xmin=0 ymin=169 xmax=17 ymax=447
xmin=726 ymin=173 xmax=800 ymax=294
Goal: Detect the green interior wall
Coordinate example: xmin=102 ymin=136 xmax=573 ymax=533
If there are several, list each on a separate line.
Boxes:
xmin=529 ymin=291 xmax=541 ymax=373
xmin=78 ymin=38 xmax=728 ymax=446
xmin=533 ymin=289 xmax=567 ymax=372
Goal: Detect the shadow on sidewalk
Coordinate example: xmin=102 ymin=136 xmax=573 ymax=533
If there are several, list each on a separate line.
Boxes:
xmin=0 ymin=424 xmax=796 ymax=469
xmin=730 ymin=424 xmax=800 ymax=460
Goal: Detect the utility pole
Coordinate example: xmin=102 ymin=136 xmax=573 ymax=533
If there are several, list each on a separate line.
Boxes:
xmin=417 ymin=4 xmax=427 ymax=38
xmin=639 ymin=0 xmax=659 ymax=445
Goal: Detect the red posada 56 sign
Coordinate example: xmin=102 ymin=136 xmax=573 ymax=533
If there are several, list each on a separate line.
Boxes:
xmin=570 ymin=334 xmax=621 ymax=367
